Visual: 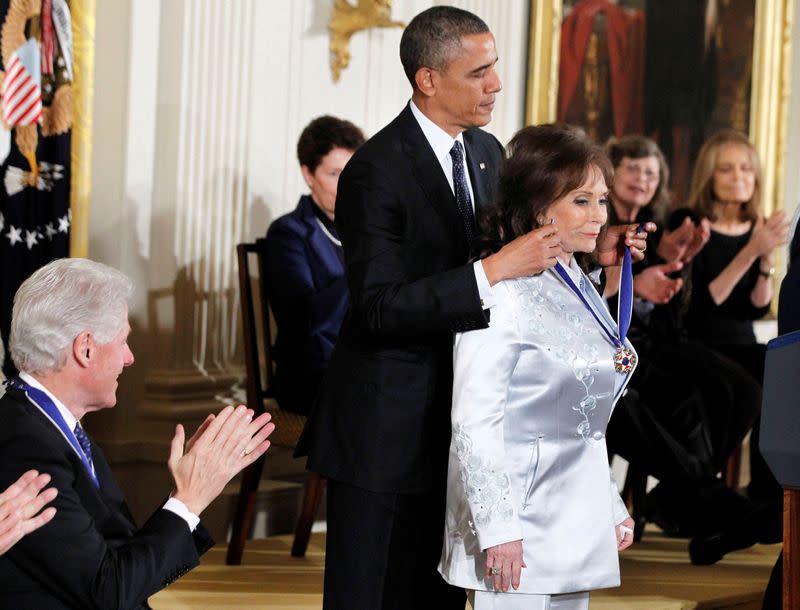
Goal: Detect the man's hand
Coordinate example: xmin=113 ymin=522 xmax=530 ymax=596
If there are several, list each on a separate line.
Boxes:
xmin=0 ymin=470 xmax=58 ymax=555
xmin=485 ymin=540 xmax=526 ymax=592
xmin=168 ymin=405 xmax=274 ymax=516
xmin=595 ymin=222 xmax=656 ymax=267
xmin=482 ymin=224 xmax=561 ymax=285
xmin=633 ymin=262 xmax=684 ymax=304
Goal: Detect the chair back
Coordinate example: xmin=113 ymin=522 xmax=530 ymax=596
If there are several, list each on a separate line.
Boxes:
xmin=236 ymin=240 xmax=306 ymax=448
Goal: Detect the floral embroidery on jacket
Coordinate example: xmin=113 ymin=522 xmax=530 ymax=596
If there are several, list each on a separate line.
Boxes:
xmin=453 ymin=425 xmax=514 ymax=527
xmin=512 ymin=277 xmax=611 ymax=442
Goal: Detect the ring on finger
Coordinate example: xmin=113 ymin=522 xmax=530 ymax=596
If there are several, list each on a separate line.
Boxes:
xmin=490 ymin=566 xmax=501 ymax=575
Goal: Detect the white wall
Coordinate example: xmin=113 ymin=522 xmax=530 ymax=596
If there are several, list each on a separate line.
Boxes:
xmin=87 ymin=0 xmax=531 ymax=509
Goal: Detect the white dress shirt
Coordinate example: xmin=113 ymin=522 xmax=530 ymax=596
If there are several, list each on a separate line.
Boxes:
xmin=409 ymin=100 xmax=495 ymax=309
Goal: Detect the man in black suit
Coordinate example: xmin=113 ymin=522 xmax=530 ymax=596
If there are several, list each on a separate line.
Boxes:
xmin=300 ymin=7 xmax=649 ymax=609
xmin=0 ymin=258 xmax=274 ymax=609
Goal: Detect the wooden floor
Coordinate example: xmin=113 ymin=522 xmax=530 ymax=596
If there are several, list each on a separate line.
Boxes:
xmin=151 ymin=529 xmax=781 ymax=609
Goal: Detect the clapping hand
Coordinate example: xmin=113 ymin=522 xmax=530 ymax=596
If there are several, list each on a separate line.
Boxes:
xmin=748 ymin=211 xmax=789 ymax=258
xmin=0 ymin=470 xmax=58 ymax=555
xmin=633 ymin=261 xmax=684 ymax=304
xmin=169 ymin=405 xmax=274 ymax=515
xmin=658 ymin=217 xmax=711 ymax=263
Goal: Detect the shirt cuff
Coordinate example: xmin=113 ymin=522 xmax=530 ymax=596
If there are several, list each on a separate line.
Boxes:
xmin=163 ymin=497 xmax=200 ymax=532
xmin=473 ymin=260 xmax=495 ymax=310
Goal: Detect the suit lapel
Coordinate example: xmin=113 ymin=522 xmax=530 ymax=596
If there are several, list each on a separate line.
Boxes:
xmin=91 ymin=442 xmax=138 ymax=529
xmin=399 ymin=106 xmax=469 ymax=255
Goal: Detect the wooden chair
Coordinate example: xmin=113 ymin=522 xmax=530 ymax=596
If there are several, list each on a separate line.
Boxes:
xmin=226 ymin=240 xmax=325 ymax=565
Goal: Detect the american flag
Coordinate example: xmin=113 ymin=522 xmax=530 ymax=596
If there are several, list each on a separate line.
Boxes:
xmin=2 ymin=38 xmax=42 ymax=128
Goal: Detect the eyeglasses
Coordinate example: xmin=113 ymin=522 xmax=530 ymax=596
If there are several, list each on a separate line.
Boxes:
xmin=620 ymin=164 xmax=659 ymax=183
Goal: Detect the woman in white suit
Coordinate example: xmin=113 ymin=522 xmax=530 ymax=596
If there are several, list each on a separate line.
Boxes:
xmin=440 ymin=124 xmax=640 ymax=609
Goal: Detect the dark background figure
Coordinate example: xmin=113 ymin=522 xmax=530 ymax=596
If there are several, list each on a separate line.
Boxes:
xmin=778 ymin=215 xmax=800 ymax=335
xmin=644 ymin=0 xmax=718 ymax=201
xmin=761 ymin=216 xmax=800 ymax=609
xmin=264 ymin=116 xmax=365 ymax=416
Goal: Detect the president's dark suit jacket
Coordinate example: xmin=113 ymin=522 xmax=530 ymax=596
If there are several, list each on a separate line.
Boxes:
xmin=0 ymin=389 xmax=214 ymax=609
xmin=300 ymin=105 xmax=504 ymax=494
xmin=265 ymin=195 xmax=348 ymax=415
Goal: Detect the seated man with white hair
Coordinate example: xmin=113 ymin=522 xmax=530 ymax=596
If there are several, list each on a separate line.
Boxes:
xmin=0 ymin=258 xmax=274 ymax=609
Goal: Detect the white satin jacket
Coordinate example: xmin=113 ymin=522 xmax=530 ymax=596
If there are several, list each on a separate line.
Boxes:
xmin=439 ymin=259 xmax=635 ymax=595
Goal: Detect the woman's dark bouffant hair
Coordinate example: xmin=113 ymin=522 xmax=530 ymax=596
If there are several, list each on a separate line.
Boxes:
xmin=296 ymin=115 xmax=366 ymax=172
xmin=476 ymin=123 xmax=613 ymax=259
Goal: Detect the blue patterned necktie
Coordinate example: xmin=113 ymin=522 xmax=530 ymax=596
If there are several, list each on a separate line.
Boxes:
xmin=449 ymin=141 xmax=475 ymax=245
xmin=73 ymin=422 xmax=94 ymax=469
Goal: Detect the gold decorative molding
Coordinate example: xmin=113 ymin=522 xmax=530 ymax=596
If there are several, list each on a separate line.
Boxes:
xmin=328 ymin=0 xmax=404 ymax=83
xmin=750 ymin=0 xmax=794 ymax=217
xmin=525 ymin=0 xmax=562 ymax=126
xmin=69 ymin=0 xmax=95 ymax=258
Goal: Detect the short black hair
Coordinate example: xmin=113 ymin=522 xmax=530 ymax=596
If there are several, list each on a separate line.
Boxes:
xmin=296 ymin=115 xmax=365 ymax=172
xmin=399 ymin=6 xmax=489 ymax=87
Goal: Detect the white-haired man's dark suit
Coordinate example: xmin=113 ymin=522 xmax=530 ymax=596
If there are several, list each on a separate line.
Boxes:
xmin=0 ymin=385 xmax=213 ymax=609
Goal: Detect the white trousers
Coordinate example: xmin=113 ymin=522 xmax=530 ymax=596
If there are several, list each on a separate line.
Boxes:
xmin=471 ymin=589 xmax=590 ymax=610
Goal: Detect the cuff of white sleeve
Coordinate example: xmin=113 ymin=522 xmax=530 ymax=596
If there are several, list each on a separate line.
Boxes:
xmin=478 ymin=521 xmax=524 ymax=552
xmin=163 ymin=497 xmax=200 ymax=531
xmin=612 ymin=492 xmax=630 ymax=525
xmin=474 ymin=260 xmax=495 ymax=310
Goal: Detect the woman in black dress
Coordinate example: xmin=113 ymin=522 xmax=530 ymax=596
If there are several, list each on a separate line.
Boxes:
xmin=686 ymin=129 xmax=788 ymax=503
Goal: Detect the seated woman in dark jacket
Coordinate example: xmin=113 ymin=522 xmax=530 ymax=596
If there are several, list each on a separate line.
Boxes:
xmin=265 ymin=116 xmax=365 ymax=415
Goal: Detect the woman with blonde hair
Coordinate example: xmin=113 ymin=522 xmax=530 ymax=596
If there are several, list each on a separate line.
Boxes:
xmin=686 ymin=129 xmax=788 ymax=510
xmin=686 ymin=129 xmax=787 ymax=348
